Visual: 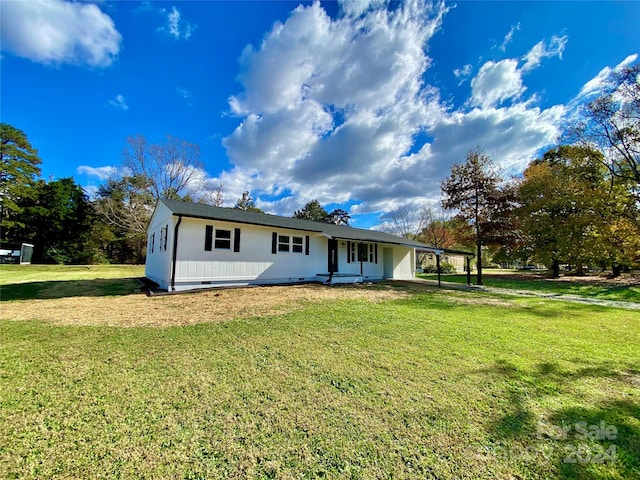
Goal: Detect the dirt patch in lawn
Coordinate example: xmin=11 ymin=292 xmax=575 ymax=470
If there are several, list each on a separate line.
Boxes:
xmin=0 ymin=283 xmax=417 ymax=327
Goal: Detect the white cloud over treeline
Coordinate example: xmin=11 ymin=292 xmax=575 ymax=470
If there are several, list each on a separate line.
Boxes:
xmin=220 ymin=0 xmax=571 ymax=216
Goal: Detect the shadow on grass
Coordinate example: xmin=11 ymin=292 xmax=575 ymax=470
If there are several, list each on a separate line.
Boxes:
xmin=473 ymin=359 xmax=640 ymax=479
xmin=418 ymin=274 xmax=640 ymax=302
xmin=550 ymin=400 xmax=640 ymax=480
xmin=0 ymin=278 xmax=144 ymax=301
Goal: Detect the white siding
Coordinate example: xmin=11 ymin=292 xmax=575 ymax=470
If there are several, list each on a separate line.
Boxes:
xmin=171 ymin=218 xmax=327 ymax=290
xmin=144 ymin=203 xmax=417 ymax=291
xmin=391 ymin=247 xmax=415 ymax=279
xmin=335 ymin=241 xmax=384 ymax=280
xmin=144 ymin=203 xmax=174 ymax=289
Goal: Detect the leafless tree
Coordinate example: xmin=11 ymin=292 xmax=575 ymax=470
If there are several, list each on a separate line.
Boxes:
xmin=122 ymin=134 xmax=205 ymax=200
xmin=198 ymin=181 xmax=224 ymax=207
xmin=569 ymin=64 xmax=640 ymax=188
xmin=379 ymin=202 xmax=429 ymax=238
xmin=94 ymin=175 xmax=155 ymax=238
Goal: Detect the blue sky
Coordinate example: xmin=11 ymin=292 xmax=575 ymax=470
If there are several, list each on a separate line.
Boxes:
xmin=1 ymin=0 xmax=638 ymax=228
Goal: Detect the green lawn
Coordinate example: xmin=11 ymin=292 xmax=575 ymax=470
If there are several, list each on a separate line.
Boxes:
xmin=1 ymin=267 xmax=639 ymax=479
xmin=0 ymin=264 xmax=145 ymax=285
xmin=0 ymin=265 xmax=145 ymax=301
xmin=418 ymin=272 xmax=640 ymax=303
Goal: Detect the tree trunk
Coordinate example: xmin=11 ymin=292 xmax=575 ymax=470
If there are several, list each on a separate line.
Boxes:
xmin=551 ymin=258 xmax=560 ymax=278
xmin=576 ymin=260 xmax=585 ymax=276
xmin=612 ymin=263 xmax=622 ymax=278
xmin=476 ymin=240 xmax=483 ymax=285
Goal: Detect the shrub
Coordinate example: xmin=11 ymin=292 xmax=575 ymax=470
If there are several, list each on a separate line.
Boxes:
xmin=422 ymin=261 xmax=456 ymax=274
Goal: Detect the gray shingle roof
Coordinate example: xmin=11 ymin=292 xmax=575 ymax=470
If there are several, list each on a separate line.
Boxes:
xmin=158 ymin=198 xmax=427 ymax=248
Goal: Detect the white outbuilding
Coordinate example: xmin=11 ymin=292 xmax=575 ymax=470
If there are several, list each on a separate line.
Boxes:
xmin=145 ymin=198 xmax=427 ymax=291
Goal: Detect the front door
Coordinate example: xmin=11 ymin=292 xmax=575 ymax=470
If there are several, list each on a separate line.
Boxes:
xmin=383 ymin=247 xmax=394 ymax=279
xmin=328 ymin=239 xmax=338 ymax=273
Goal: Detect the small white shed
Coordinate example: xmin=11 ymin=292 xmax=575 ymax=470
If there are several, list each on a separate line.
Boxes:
xmin=145 ymin=199 xmax=428 ymax=292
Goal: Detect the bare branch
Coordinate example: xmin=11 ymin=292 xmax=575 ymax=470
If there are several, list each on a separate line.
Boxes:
xmin=122 ymin=134 xmax=204 ymax=200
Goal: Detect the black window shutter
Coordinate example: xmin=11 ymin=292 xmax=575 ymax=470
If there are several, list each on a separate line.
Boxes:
xmin=164 ymin=226 xmax=168 ymax=251
xmin=305 ymin=235 xmax=310 ymax=255
xmin=272 ymin=232 xmax=277 ymax=254
xmin=205 ymin=225 xmax=213 ymax=251
xmin=234 ymin=228 xmax=241 ymax=252
xmin=347 ymin=241 xmax=351 ymax=263
xmin=374 ymin=244 xmax=378 ymax=264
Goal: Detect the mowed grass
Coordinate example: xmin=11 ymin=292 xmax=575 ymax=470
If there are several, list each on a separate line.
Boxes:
xmin=0 ymin=265 xmax=145 ymax=301
xmin=418 ymin=271 xmax=640 ymax=303
xmin=1 ymin=267 xmax=639 ymax=479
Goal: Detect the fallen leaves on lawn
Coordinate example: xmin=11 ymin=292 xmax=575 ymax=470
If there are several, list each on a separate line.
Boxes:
xmin=1 ymin=284 xmax=413 ymax=327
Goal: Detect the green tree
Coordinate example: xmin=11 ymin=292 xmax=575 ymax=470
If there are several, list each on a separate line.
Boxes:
xmin=234 ymin=191 xmax=263 ymax=212
xmin=326 ymin=208 xmax=350 ymax=226
xmin=595 ymin=214 xmax=640 ymax=276
xmin=294 ymin=200 xmax=351 ymax=225
xmin=518 ymin=145 xmax=638 ymax=277
xmin=0 ymin=123 xmax=42 ymax=235
xmin=14 ymin=178 xmax=96 ymax=263
xmin=441 ymin=147 xmax=516 ymax=285
xmin=294 ymin=200 xmax=328 ymax=221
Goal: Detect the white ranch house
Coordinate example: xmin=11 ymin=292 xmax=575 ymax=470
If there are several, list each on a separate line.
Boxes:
xmin=145 ymin=198 xmax=430 ymax=291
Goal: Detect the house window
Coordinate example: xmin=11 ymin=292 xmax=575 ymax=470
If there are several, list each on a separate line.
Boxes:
xmin=278 ymin=234 xmax=304 ymax=253
xmin=272 ymin=232 xmax=308 ymax=255
xmin=150 ymin=233 xmax=155 ymax=254
xmin=292 ymin=236 xmax=304 ymax=253
xmin=349 ymin=242 xmax=375 ymax=262
xmin=205 ymin=226 xmax=241 ymax=252
xmin=158 ymin=225 xmax=168 ymax=252
xmin=215 ymin=229 xmax=232 ymax=250
xmin=159 ymin=226 xmax=168 ymax=252
xmin=278 ymin=235 xmax=290 ymax=252
xmin=358 ymin=243 xmax=369 ymax=262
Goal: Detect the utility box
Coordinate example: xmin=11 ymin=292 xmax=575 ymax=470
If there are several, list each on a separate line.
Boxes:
xmin=0 ymin=242 xmax=34 ymax=264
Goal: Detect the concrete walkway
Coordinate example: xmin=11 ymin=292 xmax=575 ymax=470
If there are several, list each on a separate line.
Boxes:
xmin=413 ymin=278 xmax=640 ymax=310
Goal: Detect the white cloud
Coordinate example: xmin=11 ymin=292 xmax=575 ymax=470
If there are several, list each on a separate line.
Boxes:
xmin=107 ymin=94 xmax=128 ymax=110
xmin=470 ymin=59 xmax=525 ymax=108
xmin=168 ymin=7 xmax=181 ymax=38
xmin=176 ymin=86 xmax=192 ymax=104
xmin=338 ymin=0 xmax=388 ymax=17
xmin=429 ymin=103 xmax=565 ymax=175
xmin=160 ymin=6 xmax=196 ymax=40
xmin=77 ymin=165 xmax=118 ymax=180
xmin=222 ymin=1 xmax=449 ymax=215
xmin=82 ymin=185 xmax=99 ymax=199
xmin=521 ymin=34 xmax=568 ymax=72
xmin=498 ymin=23 xmax=520 ymax=52
xmin=0 ymin=0 xmax=121 ymax=67
xmin=217 ymin=2 xmax=572 ymax=220
xmin=575 ymin=53 xmax=638 ymax=101
xmin=453 ymin=64 xmax=473 ymax=85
